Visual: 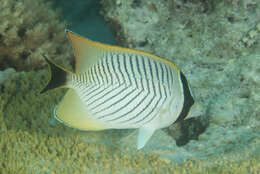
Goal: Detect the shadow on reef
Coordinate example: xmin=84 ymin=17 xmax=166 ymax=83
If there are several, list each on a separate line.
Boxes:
xmin=164 ymin=109 xmax=210 ymax=146
xmin=175 ymin=117 xmax=208 ymax=146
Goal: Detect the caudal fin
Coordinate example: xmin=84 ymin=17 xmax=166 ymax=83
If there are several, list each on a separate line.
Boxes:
xmin=40 ymin=54 xmax=70 ymax=94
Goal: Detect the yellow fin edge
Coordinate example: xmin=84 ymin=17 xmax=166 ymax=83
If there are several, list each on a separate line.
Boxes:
xmin=65 ymin=29 xmax=180 ymax=71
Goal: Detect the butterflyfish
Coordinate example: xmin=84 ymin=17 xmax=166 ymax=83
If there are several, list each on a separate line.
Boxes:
xmin=41 ymin=30 xmax=201 ymax=149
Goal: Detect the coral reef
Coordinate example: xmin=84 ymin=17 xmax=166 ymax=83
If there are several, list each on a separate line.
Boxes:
xmin=0 ymin=0 xmax=73 ymax=71
xmin=240 ymin=22 xmax=260 ymax=47
xmin=0 ymin=68 xmax=15 ymax=84
xmin=100 ymin=0 xmax=260 ymax=169
xmin=101 ymin=0 xmax=260 ymax=59
xmin=0 ymin=69 xmax=259 ymax=173
xmin=1 ymin=0 xmax=260 ymax=173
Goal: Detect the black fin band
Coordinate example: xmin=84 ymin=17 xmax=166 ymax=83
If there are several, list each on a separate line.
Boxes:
xmin=40 ymin=54 xmax=67 ymax=94
xmin=174 ymin=72 xmax=194 ymax=123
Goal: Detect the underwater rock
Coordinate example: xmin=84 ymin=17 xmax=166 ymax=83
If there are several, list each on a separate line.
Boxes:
xmin=0 ymin=68 xmax=15 ymax=84
xmin=100 ymin=0 xmax=260 ymax=169
xmin=0 ymin=68 xmax=259 ymax=173
xmin=1 ymin=0 xmax=260 ymax=172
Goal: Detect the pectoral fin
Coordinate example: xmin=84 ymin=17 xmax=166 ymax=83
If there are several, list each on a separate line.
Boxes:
xmin=137 ymin=127 xmax=156 ymax=149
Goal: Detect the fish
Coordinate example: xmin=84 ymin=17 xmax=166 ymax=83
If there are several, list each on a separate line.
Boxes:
xmin=41 ymin=30 xmax=201 ymax=149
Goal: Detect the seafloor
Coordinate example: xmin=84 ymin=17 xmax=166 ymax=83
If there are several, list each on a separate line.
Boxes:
xmin=0 ymin=0 xmax=260 ymax=173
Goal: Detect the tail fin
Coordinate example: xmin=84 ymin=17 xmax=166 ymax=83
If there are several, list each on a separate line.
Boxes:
xmin=40 ymin=54 xmax=69 ymax=94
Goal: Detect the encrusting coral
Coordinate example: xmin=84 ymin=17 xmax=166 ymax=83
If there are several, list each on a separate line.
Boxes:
xmin=99 ymin=0 xmax=260 ymax=171
xmin=0 ymin=69 xmax=259 ymax=174
xmin=0 ymin=0 xmax=73 ymax=71
xmin=1 ymin=0 xmax=260 ymax=173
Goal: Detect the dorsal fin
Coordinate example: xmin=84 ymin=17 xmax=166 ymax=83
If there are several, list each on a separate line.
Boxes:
xmin=66 ymin=30 xmax=180 ymax=73
xmin=66 ymin=30 xmax=107 ymax=73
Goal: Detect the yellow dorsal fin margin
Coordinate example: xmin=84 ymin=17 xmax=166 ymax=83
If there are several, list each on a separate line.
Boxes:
xmin=66 ymin=30 xmax=105 ymax=73
xmin=65 ymin=30 xmax=180 ymax=73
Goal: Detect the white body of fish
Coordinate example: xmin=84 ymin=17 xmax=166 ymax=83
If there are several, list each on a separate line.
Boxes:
xmin=42 ymin=30 xmax=200 ymax=149
xmin=69 ymin=52 xmax=184 ymax=130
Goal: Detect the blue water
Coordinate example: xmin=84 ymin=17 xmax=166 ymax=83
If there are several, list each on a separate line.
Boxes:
xmin=52 ymin=0 xmax=115 ymax=44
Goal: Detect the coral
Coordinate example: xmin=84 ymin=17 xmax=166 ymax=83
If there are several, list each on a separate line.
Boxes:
xmin=0 ymin=0 xmax=73 ymax=71
xmin=101 ymin=0 xmax=260 ymax=59
xmin=240 ymin=22 xmax=260 ymax=47
xmin=100 ymin=0 xmax=260 ymax=133
xmin=100 ymin=0 xmax=260 ymax=171
xmin=0 ymin=0 xmax=259 ymax=172
xmin=0 ymin=68 xmax=15 ymax=84
xmin=0 ymin=69 xmax=259 ymax=173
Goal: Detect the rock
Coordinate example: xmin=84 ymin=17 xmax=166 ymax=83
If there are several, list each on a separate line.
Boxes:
xmin=0 ymin=68 xmax=16 ymax=84
xmin=1 ymin=0 xmax=260 ymax=172
xmin=100 ymin=0 xmax=260 ymax=170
